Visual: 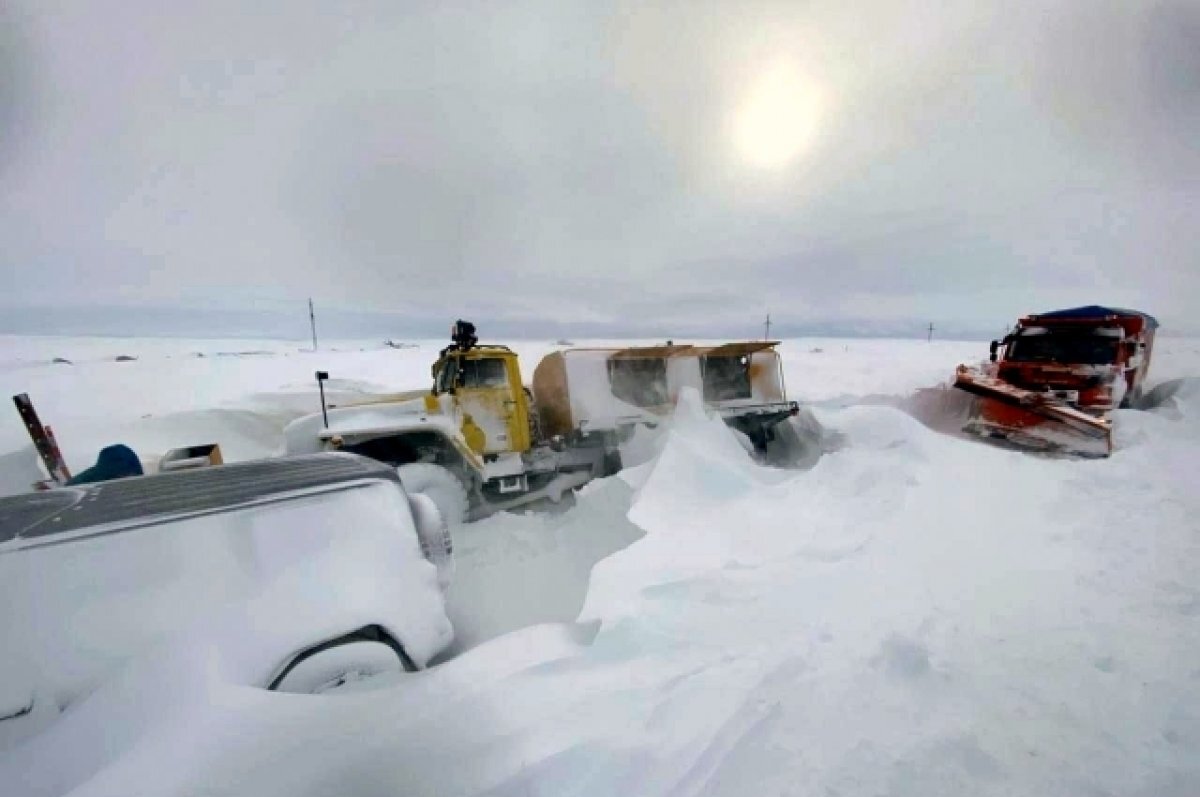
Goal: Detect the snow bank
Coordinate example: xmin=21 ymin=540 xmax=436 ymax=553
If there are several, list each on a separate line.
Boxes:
xmin=1 ymin=335 xmax=1198 ymax=796
xmin=571 ymin=385 xmax=1200 ymax=795
xmin=438 ymin=475 xmax=644 ymax=657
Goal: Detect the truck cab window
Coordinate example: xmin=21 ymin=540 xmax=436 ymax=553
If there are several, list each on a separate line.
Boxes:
xmin=1007 ymin=331 xmax=1120 ymax=365
xmin=459 ymin=358 xmax=508 ymax=388
xmin=434 ymin=357 xmax=460 ymax=393
xmin=701 ymin=355 xmax=752 ymax=401
xmin=608 ymin=358 xmax=668 ymax=407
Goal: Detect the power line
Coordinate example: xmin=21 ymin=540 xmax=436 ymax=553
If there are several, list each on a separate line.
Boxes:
xmin=309 ymin=298 xmax=319 ymax=351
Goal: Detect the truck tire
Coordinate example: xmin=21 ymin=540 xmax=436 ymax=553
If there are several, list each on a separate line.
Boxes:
xmin=397 ymin=463 xmax=469 ymax=526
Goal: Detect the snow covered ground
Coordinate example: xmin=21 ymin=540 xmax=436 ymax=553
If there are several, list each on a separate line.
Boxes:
xmin=1 ymin=333 xmax=1199 ymax=796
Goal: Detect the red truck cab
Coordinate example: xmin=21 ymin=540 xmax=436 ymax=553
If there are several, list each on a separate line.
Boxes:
xmin=991 ymin=305 xmax=1158 ymax=412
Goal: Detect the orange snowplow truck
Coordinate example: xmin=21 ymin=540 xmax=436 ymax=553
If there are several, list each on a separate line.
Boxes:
xmin=954 ymin=305 xmax=1158 ymax=457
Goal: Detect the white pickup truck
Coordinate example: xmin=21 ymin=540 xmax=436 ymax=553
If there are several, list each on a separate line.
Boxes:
xmin=0 ymin=452 xmax=454 ymax=750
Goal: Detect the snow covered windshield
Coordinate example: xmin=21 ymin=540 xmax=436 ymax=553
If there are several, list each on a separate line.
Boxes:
xmin=607 ymin=358 xmax=668 ymax=407
xmin=435 ymin=356 xmax=508 ymax=392
xmin=701 ymin=355 xmax=752 ymax=401
xmin=458 ymin=358 xmax=508 ymax=388
xmin=1007 ymin=328 xmax=1120 ymax=364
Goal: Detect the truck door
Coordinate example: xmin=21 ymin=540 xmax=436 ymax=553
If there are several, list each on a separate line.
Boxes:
xmin=455 ymin=356 xmax=530 ymax=454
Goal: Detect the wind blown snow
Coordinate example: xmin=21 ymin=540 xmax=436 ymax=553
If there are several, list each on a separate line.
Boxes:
xmin=1 ymin=334 xmax=1198 ymax=796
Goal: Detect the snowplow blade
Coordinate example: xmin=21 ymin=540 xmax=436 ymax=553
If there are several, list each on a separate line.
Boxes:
xmin=953 ymin=366 xmax=1112 ymax=458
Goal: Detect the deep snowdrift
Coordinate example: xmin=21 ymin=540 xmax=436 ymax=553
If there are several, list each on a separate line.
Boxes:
xmin=1 ymin=335 xmax=1198 ymax=795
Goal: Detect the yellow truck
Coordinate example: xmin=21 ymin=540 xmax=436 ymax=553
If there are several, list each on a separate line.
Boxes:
xmin=284 ymin=321 xmax=801 ymax=521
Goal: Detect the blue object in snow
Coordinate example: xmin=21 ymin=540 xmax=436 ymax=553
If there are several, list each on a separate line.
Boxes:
xmin=66 ymin=444 xmax=144 ymax=486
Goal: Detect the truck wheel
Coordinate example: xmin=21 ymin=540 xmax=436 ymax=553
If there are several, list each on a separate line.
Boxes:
xmin=271 ymin=641 xmax=404 ymax=694
xmin=397 ymin=463 xmax=469 ymax=526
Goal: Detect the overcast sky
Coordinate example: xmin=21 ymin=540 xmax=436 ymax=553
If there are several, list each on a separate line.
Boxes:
xmin=1 ymin=0 xmax=1197 ymax=339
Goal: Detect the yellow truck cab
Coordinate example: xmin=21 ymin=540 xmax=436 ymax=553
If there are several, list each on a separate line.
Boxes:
xmin=430 ymin=344 xmax=532 ymax=456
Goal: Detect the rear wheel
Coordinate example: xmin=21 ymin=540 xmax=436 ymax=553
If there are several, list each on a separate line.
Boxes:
xmin=397 ymin=463 xmax=470 ymax=526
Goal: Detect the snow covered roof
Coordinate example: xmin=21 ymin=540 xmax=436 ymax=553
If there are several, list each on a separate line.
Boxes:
xmin=602 ymin=341 xmax=781 ymax=361
xmin=1029 ymin=305 xmax=1159 ymax=329
xmin=702 ymin=341 xmax=781 ymax=357
xmin=0 ymin=453 xmax=400 ymax=547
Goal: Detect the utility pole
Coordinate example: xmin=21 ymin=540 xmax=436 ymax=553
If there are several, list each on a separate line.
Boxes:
xmin=927 ymin=322 xmax=935 ymax=342
xmin=764 ymin=313 xmax=772 ymax=340
xmin=309 ymin=298 xmax=319 ymax=351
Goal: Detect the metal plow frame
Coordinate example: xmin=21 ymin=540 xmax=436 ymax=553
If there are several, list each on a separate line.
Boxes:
xmin=954 ymin=367 xmax=1113 ymax=458
xmin=960 ymin=417 xmax=1112 ymax=459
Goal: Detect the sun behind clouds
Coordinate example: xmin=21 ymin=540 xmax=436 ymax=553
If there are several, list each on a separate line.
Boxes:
xmin=733 ymin=59 xmax=824 ymax=170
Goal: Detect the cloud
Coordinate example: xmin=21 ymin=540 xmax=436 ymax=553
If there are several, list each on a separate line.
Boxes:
xmin=1 ymin=0 xmax=1196 ymax=337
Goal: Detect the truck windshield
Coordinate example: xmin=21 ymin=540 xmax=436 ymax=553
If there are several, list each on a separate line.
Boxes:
xmin=1007 ymin=330 xmax=1120 ymax=365
xmin=459 ymin=358 xmax=508 ymax=388
xmin=702 ymin=355 xmax=752 ymax=401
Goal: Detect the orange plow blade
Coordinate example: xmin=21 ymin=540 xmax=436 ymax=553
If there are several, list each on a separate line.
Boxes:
xmin=953 ymin=366 xmax=1113 ymax=458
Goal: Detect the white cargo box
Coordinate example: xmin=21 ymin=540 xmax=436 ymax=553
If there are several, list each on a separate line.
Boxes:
xmin=531 ymin=342 xmax=787 ymax=437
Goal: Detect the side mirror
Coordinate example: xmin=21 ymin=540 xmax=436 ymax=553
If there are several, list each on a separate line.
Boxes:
xmin=989 ymin=340 xmax=999 ymax=362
